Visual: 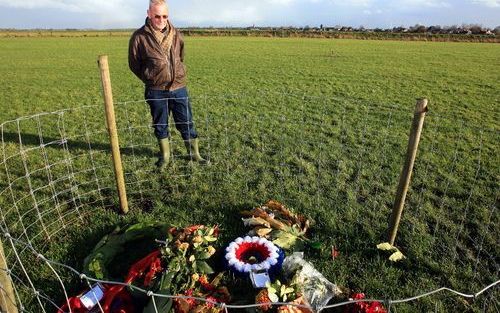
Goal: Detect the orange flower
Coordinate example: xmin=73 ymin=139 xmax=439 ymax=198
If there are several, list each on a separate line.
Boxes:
xmin=199 ymin=274 xmax=209 ymax=285
xmin=255 ymin=289 xmax=272 ymax=312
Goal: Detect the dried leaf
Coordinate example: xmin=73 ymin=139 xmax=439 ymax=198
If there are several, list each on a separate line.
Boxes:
xmin=331 ymin=246 xmax=339 ymax=259
xmin=389 ymin=251 xmax=405 ymax=262
xmin=240 ymin=210 xmax=256 ymax=217
xmin=255 ymin=227 xmax=273 ymax=237
xmin=376 ymin=242 xmax=394 ymax=251
xmin=242 ymin=217 xmax=270 ymax=228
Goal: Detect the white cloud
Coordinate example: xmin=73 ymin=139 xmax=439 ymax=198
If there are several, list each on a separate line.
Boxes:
xmin=363 ymin=8 xmax=384 ymax=14
xmin=173 ymin=0 xmax=299 ymax=26
xmin=0 ymin=0 xmax=129 ymax=13
xmin=179 ymin=5 xmax=262 ymax=25
xmin=0 ymin=0 xmax=139 ymax=27
xmin=0 ymin=0 xmax=498 ymax=29
xmin=471 ymin=0 xmax=500 ymax=7
xmin=391 ymin=0 xmax=451 ymax=8
xmin=323 ymin=0 xmax=374 ymax=6
xmin=267 ymin=0 xmax=295 ymax=4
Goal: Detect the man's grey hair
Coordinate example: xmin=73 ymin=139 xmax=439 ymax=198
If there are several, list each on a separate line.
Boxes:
xmin=150 ymin=0 xmax=166 ymax=6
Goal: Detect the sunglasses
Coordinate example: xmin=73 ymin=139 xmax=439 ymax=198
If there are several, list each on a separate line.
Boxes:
xmin=154 ymin=15 xmax=168 ymax=19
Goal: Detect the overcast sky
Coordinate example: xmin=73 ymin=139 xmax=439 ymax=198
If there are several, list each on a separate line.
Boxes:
xmin=0 ymin=0 xmax=498 ymax=29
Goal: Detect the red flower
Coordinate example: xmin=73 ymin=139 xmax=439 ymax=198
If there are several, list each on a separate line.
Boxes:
xmin=143 ymin=257 xmax=163 ymax=286
xmin=345 ymin=293 xmax=387 ymax=313
xmin=234 ymin=242 xmax=271 ymax=262
xmin=366 ymin=301 xmax=387 ymax=313
xmin=186 ymin=225 xmax=204 ymax=233
xmin=183 ymin=289 xmax=197 ymax=306
xmin=205 ymin=296 xmax=218 ymax=308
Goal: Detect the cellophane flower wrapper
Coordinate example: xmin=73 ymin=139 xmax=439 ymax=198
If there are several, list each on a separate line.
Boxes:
xmin=282 ymin=253 xmax=343 ymax=312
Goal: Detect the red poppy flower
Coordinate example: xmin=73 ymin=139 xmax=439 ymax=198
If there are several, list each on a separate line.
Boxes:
xmin=143 ymin=257 xmax=163 ymax=286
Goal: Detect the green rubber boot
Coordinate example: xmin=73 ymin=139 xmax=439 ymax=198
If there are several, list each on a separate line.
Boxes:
xmin=184 ymin=138 xmax=209 ymax=164
xmin=155 ymin=138 xmax=170 ymax=168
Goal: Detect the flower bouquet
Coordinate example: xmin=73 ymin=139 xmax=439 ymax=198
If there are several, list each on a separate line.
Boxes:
xmin=173 ymin=273 xmax=231 ymax=313
xmin=141 ymin=224 xmax=231 ymax=313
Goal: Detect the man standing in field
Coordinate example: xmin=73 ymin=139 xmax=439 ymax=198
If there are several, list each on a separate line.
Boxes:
xmin=128 ymin=0 xmax=207 ymax=168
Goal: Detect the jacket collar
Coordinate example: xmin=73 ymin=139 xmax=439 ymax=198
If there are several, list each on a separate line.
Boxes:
xmin=144 ymin=17 xmax=173 ymax=35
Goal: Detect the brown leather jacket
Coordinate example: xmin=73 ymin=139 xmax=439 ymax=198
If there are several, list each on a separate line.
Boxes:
xmin=128 ymin=18 xmax=187 ymax=91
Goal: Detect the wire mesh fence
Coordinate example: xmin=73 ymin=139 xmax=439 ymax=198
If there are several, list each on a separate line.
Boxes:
xmin=0 ymin=91 xmax=498 ymax=312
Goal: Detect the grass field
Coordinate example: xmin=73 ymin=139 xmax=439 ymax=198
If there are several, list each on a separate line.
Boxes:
xmin=0 ymin=36 xmax=498 ymax=312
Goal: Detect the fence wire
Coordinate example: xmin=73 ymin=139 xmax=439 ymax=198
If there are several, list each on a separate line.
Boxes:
xmin=0 ymin=91 xmax=498 ymax=312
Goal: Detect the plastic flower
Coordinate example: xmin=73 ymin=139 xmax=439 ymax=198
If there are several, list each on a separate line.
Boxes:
xmin=225 ymin=236 xmax=284 ymax=276
xmin=143 ymin=257 xmax=162 ymax=286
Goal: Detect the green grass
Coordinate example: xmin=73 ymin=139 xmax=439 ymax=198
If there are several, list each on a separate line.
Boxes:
xmin=0 ymin=36 xmax=498 ymax=312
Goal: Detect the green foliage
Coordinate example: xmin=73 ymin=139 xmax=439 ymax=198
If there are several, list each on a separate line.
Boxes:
xmin=159 ymin=225 xmax=219 ymax=293
xmin=83 ymin=222 xmax=170 ymax=279
xmin=266 ymin=280 xmax=298 ymax=303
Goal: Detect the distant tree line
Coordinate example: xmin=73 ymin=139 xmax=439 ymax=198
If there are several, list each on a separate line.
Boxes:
xmin=1 ymin=24 xmax=499 ymax=42
xmin=178 ymin=24 xmax=499 ymax=43
xmin=183 ymin=23 xmax=499 ymax=36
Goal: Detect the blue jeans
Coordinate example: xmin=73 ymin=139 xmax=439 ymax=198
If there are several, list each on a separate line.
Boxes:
xmin=145 ymin=87 xmax=198 ymax=140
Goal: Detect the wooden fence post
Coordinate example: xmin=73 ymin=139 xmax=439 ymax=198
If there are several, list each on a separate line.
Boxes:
xmin=388 ymin=98 xmax=428 ymax=245
xmin=0 ymin=238 xmax=18 ymax=313
xmin=97 ymin=55 xmax=129 ymax=214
